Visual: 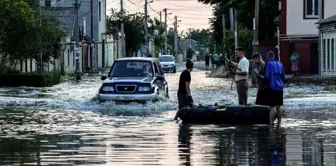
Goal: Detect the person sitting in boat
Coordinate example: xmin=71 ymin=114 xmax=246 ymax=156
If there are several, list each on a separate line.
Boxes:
xmin=177 ymin=59 xmax=194 ymax=109
xmin=252 ymin=53 xmax=268 ymax=106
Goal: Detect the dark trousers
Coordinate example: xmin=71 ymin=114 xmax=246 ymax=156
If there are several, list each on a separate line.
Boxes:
xmin=177 ymin=93 xmax=193 ymax=109
xmin=236 ymin=80 xmax=248 ymax=105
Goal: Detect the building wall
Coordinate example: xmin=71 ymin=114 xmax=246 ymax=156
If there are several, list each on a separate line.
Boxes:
xmin=321 ymin=30 xmax=336 ymax=76
xmin=286 ymin=0 xmax=336 ymax=36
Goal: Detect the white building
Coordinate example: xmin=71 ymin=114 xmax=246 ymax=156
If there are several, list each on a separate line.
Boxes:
xmin=317 ymin=14 xmax=336 ymax=77
xmin=279 ymin=0 xmax=336 ymax=75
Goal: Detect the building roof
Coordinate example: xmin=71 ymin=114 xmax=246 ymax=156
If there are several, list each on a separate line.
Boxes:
xmin=41 ymin=7 xmax=76 ymax=35
xmin=316 ymin=14 xmax=336 ymax=25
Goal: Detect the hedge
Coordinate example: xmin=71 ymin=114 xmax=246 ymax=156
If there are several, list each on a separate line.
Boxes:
xmin=0 ymin=72 xmax=61 ymax=87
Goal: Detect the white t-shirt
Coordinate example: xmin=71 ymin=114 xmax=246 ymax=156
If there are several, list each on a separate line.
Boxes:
xmin=235 ymin=57 xmax=249 ymax=81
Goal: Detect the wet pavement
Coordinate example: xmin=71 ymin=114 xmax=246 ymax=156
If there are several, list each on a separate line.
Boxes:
xmin=1 ymin=63 xmax=336 ymax=165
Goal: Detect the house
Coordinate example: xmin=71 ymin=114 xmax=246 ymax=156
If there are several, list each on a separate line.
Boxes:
xmin=41 ymin=0 xmax=118 ymax=73
xmin=178 ymin=39 xmax=199 ymax=61
xmin=279 ymin=0 xmax=336 ymax=75
xmin=317 ymin=14 xmax=336 ymax=77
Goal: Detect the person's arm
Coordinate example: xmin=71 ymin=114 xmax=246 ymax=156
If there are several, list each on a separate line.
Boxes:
xmin=230 ymin=61 xmax=238 ymax=67
xmin=185 ymin=73 xmax=191 ymax=96
xmin=233 ymin=60 xmax=248 ymax=75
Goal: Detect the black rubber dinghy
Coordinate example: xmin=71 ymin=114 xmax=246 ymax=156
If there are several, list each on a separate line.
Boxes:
xmin=175 ymin=104 xmax=270 ymax=124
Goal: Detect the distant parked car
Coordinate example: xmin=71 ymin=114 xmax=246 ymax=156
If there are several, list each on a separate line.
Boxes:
xmin=98 ymin=57 xmax=169 ymax=102
xmin=159 ymin=55 xmax=176 ymax=73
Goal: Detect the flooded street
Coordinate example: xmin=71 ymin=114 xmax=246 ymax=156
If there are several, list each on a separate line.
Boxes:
xmin=1 ymin=64 xmax=336 ymax=165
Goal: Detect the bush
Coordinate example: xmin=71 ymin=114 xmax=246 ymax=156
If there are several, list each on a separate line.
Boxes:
xmin=0 ymin=71 xmax=61 ymax=87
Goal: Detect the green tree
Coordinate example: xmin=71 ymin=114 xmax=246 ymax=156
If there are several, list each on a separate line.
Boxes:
xmin=108 ymin=9 xmax=145 ymax=56
xmin=206 ymin=0 xmax=280 ymax=50
xmin=0 ymin=0 xmax=65 ymax=73
xmin=185 ymin=28 xmax=212 ymax=50
xmin=223 ymin=28 xmax=253 ymax=58
xmin=148 ymin=18 xmax=165 ymax=53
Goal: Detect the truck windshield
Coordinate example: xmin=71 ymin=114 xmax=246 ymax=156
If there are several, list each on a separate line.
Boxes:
xmin=159 ymin=56 xmax=174 ymax=62
xmin=109 ymin=61 xmax=154 ymax=77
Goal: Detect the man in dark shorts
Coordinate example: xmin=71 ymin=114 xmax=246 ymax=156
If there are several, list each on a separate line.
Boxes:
xmin=265 ymin=51 xmax=285 ymax=125
xmin=205 ymin=53 xmax=210 ymax=73
xmin=252 ymin=53 xmax=268 ymax=105
xmin=177 ymin=59 xmax=194 ymax=109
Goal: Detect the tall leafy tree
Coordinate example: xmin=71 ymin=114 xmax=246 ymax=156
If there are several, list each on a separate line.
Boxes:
xmin=205 ymin=0 xmax=280 ymax=53
xmin=108 ymin=9 xmax=145 ymax=55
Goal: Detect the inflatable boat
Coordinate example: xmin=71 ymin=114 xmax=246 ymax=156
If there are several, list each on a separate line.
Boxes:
xmin=174 ymin=104 xmax=270 ymax=124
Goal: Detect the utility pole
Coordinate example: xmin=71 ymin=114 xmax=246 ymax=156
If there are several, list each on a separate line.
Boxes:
xmin=39 ymin=1 xmax=42 ymax=74
xmin=144 ymin=0 xmax=148 ymax=56
xmin=318 ymin=0 xmax=323 ymax=78
xmin=121 ymin=0 xmax=125 ymax=57
xmin=222 ymin=14 xmax=226 ymax=53
xmin=164 ymin=8 xmax=168 ymax=55
xmin=159 ymin=11 xmax=162 ymax=54
xmin=252 ymin=0 xmax=260 ymax=53
xmin=234 ymin=8 xmax=238 ymax=49
xmin=174 ymin=15 xmax=178 ymax=56
xmin=90 ymin=0 xmax=93 ymax=70
xmin=75 ymin=0 xmax=81 ymax=81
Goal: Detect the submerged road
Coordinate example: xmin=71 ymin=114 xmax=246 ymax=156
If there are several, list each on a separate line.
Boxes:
xmin=0 ymin=63 xmax=336 ymax=165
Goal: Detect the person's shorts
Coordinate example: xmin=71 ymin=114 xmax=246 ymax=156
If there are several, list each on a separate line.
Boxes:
xmin=255 ymin=89 xmax=268 ymax=106
xmin=177 ymin=93 xmax=193 ymax=109
xmin=267 ymin=88 xmax=283 ymax=106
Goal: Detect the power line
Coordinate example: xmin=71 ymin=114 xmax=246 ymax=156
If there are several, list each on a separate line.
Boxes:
xmin=127 ymin=0 xmax=143 ymax=5
xmin=148 ymin=4 xmax=160 ymax=15
xmin=167 ymin=10 xmax=212 ymax=16
xmin=156 ymin=1 xmax=210 ymax=9
xmin=177 ymin=15 xmax=211 ymax=19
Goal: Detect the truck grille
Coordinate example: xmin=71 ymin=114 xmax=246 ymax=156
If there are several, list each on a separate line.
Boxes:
xmin=116 ymin=85 xmax=136 ymax=93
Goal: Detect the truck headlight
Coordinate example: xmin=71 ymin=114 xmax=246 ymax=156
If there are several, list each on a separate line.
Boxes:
xmin=139 ymin=86 xmax=151 ymax=91
xmin=102 ymin=86 xmax=114 ymax=91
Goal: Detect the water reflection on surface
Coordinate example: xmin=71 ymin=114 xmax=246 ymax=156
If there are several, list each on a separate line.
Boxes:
xmin=1 ymin=108 xmax=336 ymax=166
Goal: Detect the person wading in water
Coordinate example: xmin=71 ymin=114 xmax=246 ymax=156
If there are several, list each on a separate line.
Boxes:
xmin=265 ymin=51 xmax=285 ymax=125
xmin=228 ymin=47 xmax=249 ymax=105
xmin=252 ymin=53 xmax=268 ymax=106
xmin=177 ymin=59 xmax=194 ymax=109
xmin=174 ymin=59 xmax=194 ymax=121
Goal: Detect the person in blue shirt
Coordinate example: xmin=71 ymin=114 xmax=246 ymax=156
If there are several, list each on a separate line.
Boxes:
xmin=265 ymin=51 xmax=285 ymax=125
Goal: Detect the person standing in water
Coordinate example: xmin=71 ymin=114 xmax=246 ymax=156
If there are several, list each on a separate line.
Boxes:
xmin=252 ymin=53 xmax=268 ymax=106
xmin=205 ymin=53 xmax=210 ymax=73
xmin=265 ymin=51 xmax=285 ymax=125
xmin=228 ymin=47 xmax=249 ymax=105
xmin=177 ymin=59 xmax=194 ymax=109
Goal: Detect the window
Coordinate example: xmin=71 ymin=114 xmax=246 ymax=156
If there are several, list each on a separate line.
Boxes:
xmin=153 ymin=62 xmax=159 ymax=76
xmin=99 ymin=1 xmax=101 ymax=21
xmin=67 ymin=49 xmax=70 ymax=66
xmin=304 ymin=0 xmax=322 ymax=19
xmin=323 ymin=39 xmax=326 ymax=71
xmin=331 ymin=39 xmax=335 ymax=71
xmin=109 ymin=61 xmax=153 ymax=77
xmin=159 ymin=56 xmax=174 ymax=62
